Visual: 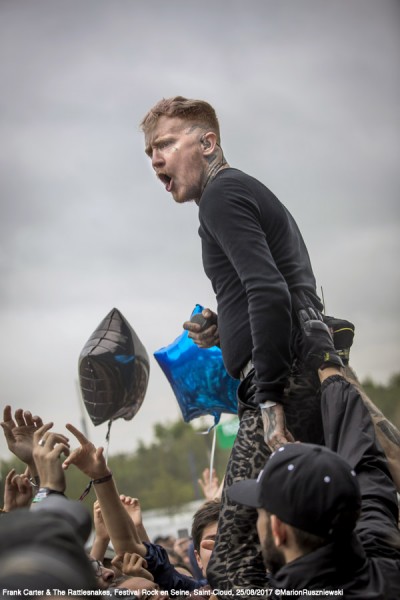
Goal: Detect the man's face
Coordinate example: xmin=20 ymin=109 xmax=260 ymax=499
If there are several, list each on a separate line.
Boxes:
xmin=89 ymin=557 xmax=115 ymax=588
xmin=144 ymin=116 xmax=207 ymax=204
xmin=194 ymin=521 xmax=218 ymax=577
xmin=257 ymin=509 xmax=285 ymax=575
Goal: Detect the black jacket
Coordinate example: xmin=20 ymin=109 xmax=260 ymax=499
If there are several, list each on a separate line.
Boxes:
xmin=273 ymin=533 xmax=400 ymax=599
xmin=270 ymin=376 xmax=400 ymax=599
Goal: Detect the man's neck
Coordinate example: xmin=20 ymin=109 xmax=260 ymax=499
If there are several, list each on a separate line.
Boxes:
xmin=197 ymin=148 xmax=230 ymax=203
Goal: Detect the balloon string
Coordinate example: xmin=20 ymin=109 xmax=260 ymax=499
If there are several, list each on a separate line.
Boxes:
xmin=105 ymin=420 xmax=112 ymax=463
xmin=209 ymin=426 xmax=216 ymax=486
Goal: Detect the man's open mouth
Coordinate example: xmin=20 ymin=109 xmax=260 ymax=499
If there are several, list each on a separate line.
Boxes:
xmin=158 ymin=173 xmax=173 ymax=192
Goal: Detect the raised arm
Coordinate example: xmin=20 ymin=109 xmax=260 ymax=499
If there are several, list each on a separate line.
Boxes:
xmin=2 ymin=468 xmax=33 ymax=512
xmin=299 ymin=318 xmax=400 ymax=557
xmin=119 ymin=495 xmax=151 ymax=544
xmin=1 ymin=405 xmax=44 ymax=482
xmin=91 ymin=500 xmax=111 ymax=562
xmin=62 ymin=423 xmax=146 ymax=557
xmin=32 ymin=422 xmax=70 ymax=495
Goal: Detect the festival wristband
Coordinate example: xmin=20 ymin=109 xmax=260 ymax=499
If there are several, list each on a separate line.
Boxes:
xmin=79 ymin=472 xmax=113 ymax=501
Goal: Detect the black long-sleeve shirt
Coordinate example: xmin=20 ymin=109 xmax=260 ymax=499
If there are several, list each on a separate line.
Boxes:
xmin=198 ymin=168 xmax=321 ymax=404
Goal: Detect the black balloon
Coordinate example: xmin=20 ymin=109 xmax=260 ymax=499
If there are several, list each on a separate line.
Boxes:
xmin=78 ymin=308 xmax=150 ymax=426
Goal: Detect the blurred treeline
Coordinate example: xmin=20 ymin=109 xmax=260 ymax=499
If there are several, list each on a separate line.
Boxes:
xmin=1 ymin=374 xmax=399 ymax=512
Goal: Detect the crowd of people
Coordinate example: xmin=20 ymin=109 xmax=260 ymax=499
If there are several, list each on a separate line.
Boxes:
xmin=0 ymin=407 xmax=224 ymax=595
xmin=0 ymin=315 xmax=399 ymax=598
xmin=1 ymin=96 xmax=400 ymax=598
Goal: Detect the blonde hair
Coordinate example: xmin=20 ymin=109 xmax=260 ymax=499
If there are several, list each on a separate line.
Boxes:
xmin=140 ymin=96 xmax=221 ymax=144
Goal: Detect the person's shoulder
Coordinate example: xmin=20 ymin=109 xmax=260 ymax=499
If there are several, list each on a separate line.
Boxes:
xmin=211 ymin=167 xmax=251 ymax=185
xmin=201 ymin=168 xmax=255 ymax=205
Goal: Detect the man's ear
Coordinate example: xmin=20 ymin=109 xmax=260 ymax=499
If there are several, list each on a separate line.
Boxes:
xmin=270 ymin=515 xmax=287 ymax=548
xmin=200 ymin=131 xmax=218 ymax=156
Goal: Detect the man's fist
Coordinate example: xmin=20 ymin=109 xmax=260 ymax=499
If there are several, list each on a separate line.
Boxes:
xmin=301 ymin=319 xmax=344 ymax=372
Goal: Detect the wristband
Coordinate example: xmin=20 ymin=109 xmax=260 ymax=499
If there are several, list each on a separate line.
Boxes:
xmin=79 ymin=472 xmax=112 ymax=501
xmin=32 ymin=487 xmax=66 ymax=504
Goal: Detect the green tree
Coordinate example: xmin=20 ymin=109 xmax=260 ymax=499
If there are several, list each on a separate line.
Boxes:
xmin=2 ymin=375 xmax=398 ymax=512
xmin=107 ymin=419 xmax=230 ymax=510
xmin=361 ymin=372 xmax=400 ymax=427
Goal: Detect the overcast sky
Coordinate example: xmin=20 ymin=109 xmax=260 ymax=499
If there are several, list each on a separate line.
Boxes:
xmin=1 ymin=0 xmax=399 ymax=461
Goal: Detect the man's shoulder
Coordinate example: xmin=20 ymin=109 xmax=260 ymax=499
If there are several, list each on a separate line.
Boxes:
xmin=201 ymin=168 xmax=262 ymax=206
xmin=210 ymin=167 xmax=254 ymax=186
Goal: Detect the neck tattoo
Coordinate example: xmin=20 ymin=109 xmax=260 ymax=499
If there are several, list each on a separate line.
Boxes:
xmin=202 ymin=150 xmax=229 ymax=193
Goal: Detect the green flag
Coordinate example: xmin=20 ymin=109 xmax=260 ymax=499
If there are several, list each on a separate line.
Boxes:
xmin=216 ymin=416 xmax=240 ymax=449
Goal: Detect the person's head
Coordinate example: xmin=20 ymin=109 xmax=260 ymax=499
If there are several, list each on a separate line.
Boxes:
xmin=0 ymin=510 xmax=97 ymax=590
xmin=89 ymin=556 xmax=115 ymax=588
xmin=141 ymin=96 xmax=225 ymax=204
xmin=191 ymin=499 xmax=221 ymax=576
xmin=228 ymin=443 xmax=361 ymax=574
xmin=153 ymin=534 xmax=176 ymax=550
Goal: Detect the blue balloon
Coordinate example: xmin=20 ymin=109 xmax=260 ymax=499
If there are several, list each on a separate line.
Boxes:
xmin=154 ymin=305 xmax=239 ymax=425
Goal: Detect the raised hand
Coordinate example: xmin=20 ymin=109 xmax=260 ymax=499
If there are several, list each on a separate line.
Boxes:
xmin=198 ymin=467 xmax=221 ymax=501
xmin=119 ymin=495 xmax=150 ymax=543
xmin=1 ymin=406 xmax=43 ymax=471
xmin=62 ymin=423 xmax=110 ymax=480
xmin=32 ymin=423 xmax=70 ymax=492
xmin=3 ymin=468 xmax=33 ymax=511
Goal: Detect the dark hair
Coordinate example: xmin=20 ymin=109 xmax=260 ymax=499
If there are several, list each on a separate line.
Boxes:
xmin=191 ymin=500 xmax=221 ymax=553
xmin=140 ymin=96 xmax=221 ymax=144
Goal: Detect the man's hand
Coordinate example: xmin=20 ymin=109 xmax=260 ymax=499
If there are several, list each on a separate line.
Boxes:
xmin=261 ymin=403 xmax=294 ymax=452
xmin=32 ymin=423 xmax=70 ymax=492
xmin=112 ymin=552 xmax=154 ymax=581
xmin=323 ymin=315 xmax=355 ymax=366
xmin=291 ymin=290 xmax=323 ymax=327
xmin=120 ymin=495 xmax=150 ymax=543
xmin=198 ymin=467 xmax=222 ymax=501
xmin=120 ymin=495 xmax=142 ymax=528
xmin=301 ymin=319 xmax=344 ymax=372
xmin=62 ymin=423 xmax=110 ymax=480
xmin=3 ymin=468 xmax=33 ymax=511
xmin=1 ymin=406 xmax=43 ymax=472
xmin=183 ymin=308 xmax=219 ymax=348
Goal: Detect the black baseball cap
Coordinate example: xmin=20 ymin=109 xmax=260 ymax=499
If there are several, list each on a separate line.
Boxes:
xmin=30 ymin=495 xmax=92 ymax=543
xmin=227 ymin=443 xmax=361 ymax=538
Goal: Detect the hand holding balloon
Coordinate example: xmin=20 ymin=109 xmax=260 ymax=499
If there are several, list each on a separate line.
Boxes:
xmin=183 ymin=308 xmax=219 ymax=348
xmin=155 ymin=304 xmax=238 ymax=424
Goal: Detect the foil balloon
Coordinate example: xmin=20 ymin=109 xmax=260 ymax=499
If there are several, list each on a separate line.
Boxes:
xmin=79 ymin=308 xmax=150 ymax=426
xmin=154 ymin=305 xmax=238 ymax=425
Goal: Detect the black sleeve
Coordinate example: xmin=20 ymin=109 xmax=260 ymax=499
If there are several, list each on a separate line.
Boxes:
xmin=143 ymin=542 xmax=206 ymax=592
xmin=321 ymin=375 xmax=400 ymax=560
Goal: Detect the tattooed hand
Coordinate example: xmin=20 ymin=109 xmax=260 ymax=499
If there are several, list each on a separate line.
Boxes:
xmin=261 ymin=403 xmax=294 ymax=452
